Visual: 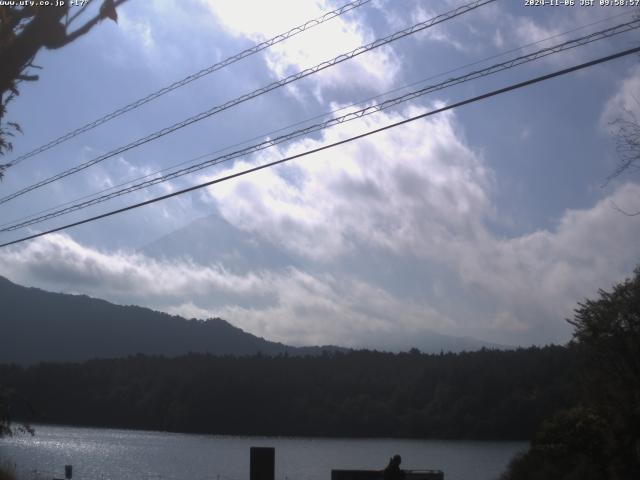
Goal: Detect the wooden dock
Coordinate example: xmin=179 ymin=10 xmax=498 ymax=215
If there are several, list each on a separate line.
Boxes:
xmin=331 ymin=469 xmax=444 ymax=480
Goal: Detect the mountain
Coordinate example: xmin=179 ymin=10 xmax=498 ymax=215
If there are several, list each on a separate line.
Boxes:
xmin=142 ymin=214 xmax=509 ymax=353
xmin=0 ymin=276 xmax=342 ymax=364
xmin=141 ymin=213 xmax=301 ymax=273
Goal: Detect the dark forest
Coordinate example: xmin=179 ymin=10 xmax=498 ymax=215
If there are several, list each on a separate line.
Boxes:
xmin=1 ymin=346 xmax=576 ymax=440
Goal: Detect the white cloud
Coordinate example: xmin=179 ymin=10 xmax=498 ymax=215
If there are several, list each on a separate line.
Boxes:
xmin=0 ymin=234 xmax=262 ymax=299
xmin=2 ymin=180 xmax=639 ymax=348
xmin=512 ymin=17 xmax=562 ymax=46
xmin=410 ymin=5 xmax=467 ymax=53
xmin=204 ymin=0 xmax=400 ymax=98
xmin=601 ymin=64 xmax=640 ymax=127
xmin=486 ymin=8 xmax=632 ymax=69
xmin=119 ymin=13 xmax=155 ymax=51
xmin=214 ymin=270 xmax=457 ymax=347
xmin=0 ymin=233 xmax=455 ymax=348
xmin=3 ymin=100 xmax=638 ymax=347
xmin=193 ymin=104 xmax=640 ymax=344
xmin=454 ymin=183 xmax=640 ymax=342
xmin=202 ymin=104 xmax=493 ymax=261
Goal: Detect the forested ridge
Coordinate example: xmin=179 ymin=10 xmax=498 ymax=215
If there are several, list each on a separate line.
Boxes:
xmin=1 ymin=346 xmax=576 ymax=440
xmin=0 ymin=275 xmax=345 ymax=364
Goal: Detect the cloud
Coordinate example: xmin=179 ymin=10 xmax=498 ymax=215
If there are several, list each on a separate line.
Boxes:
xmin=119 ymin=13 xmax=155 ymax=51
xmin=2 ymin=182 xmax=639 ymax=348
xmin=455 ymin=183 xmax=640 ymax=343
xmin=103 ymin=0 xmax=222 ymax=74
xmin=193 ymin=104 xmax=640 ymax=344
xmin=409 ymin=5 xmax=467 ymax=53
xmin=3 ymin=96 xmax=640 ymax=348
xmin=0 ymin=234 xmax=261 ymax=300
xmin=601 ymin=65 xmax=640 ymax=127
xmin=202 ymin=104 xmax=493 ymax=261
xmin=485 ymin=7 xmax=633 ymax=69
xmin=512 ymin=17 xmax=562 ymax=46
xmin=204 ymin=0 xmax=400 ymax=99
xmin=0 ymin=233 xmax=455 ymax=348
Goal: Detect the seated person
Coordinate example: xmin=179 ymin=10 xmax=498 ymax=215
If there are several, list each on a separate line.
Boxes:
xmin=383 ymin=455 xmax=405 ymax=480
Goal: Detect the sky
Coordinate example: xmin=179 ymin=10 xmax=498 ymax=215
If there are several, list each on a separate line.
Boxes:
xmin=1 ymin=0 xmax=640 ymax=351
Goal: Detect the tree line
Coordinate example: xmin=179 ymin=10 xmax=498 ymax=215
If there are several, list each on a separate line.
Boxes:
xmin=1 ymin=345 xmax=577 ymax=440
xmin=501 ymin=267 xmax=640 ymax=480
xmin=3 ymin=267 xmax=638 ymax=478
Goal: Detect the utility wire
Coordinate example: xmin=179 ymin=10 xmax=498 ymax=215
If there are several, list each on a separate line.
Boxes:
xmin=1 ymin=9 xmax=628 ymax=231
xmin=0 ymin=0 xmax=496 ymax=206
xmin=0 ymin=6 xmax=629 ymax=234
xmin=1 ymin=44 xmax=638 ymax=249
xmin=4 ymin=0 xmax=372 ymax=168
xmin=2 ymin=18 xmax=637 ymax=233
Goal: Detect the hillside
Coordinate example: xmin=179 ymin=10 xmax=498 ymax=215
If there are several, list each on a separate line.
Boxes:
xmin=0 ymin=276 xmax=339 ymax=364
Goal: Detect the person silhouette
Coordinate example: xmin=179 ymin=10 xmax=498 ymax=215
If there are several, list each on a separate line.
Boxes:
xmin=383 ymin=454 xmax=405 ymax=480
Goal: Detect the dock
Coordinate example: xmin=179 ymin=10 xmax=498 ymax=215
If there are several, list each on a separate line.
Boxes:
xmin=331 ymin=469 xmax=444 ymax=480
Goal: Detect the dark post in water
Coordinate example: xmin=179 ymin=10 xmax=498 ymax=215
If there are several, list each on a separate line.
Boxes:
xmin=250 ymin=447 xmax=274 ymax=480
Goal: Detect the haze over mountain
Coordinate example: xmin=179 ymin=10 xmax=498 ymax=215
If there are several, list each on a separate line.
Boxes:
xmin=0 ymin=274 xmax=501 ymax=365
xmin=0 ymin=276 xmax=343 ymax=365
xmin=141 ymin=214 xmax=508 ymax=352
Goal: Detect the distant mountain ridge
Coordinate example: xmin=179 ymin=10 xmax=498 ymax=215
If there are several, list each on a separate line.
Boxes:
xmin=0 ymin=276 xmax=343 ymax=364
xmin=141 ymin=214 xmax=510 ymax=353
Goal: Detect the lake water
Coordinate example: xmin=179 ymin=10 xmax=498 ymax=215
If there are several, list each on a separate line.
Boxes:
xmin=0 ymin=425 xmax=526 ymax=480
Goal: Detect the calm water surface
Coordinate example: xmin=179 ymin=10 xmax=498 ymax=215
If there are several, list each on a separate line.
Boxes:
xmin=0 ymin=425 xmax=526 ymax=480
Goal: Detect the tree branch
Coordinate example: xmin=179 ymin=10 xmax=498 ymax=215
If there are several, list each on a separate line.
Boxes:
xmin=52 ymin=0 xmax=129 ymax=49
xmin=15 ymin=74 xmax=38 ymax=82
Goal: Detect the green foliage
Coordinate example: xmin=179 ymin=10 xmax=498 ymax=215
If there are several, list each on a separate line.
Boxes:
xmin=502 ymin=267 xmax=640 ymax=480
xmin=500 ymin=448 xmax=603 ymax=480
xmin=533 ymin=406 xmax=608 ymax=459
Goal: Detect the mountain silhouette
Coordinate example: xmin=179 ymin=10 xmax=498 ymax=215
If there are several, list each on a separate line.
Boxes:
xmin=0 ymin=275 xmax=342 ymax=364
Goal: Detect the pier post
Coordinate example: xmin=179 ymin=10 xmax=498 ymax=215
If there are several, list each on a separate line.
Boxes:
xmin=250 ymin=447 xmax=274 ymax=480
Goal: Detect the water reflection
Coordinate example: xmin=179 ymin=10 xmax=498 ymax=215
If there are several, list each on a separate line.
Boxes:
xmin=0 ymin=425 xmax=526 ymax=480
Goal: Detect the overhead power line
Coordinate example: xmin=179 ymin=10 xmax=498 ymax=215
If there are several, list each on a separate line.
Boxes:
xmin=2 ymin=18 xmax=637 ymax=233
xmin=0 ymin=0 xmax=496 ymax=206
xmin=2 ymin=9 xmax=628 ymax=231
xmin=1 ymin=44 xmax=638 ymax=249
xmin=5 ymin=0 xmax=372 ymax=168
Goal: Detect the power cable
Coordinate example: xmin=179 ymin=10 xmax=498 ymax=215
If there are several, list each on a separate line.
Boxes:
xmin=0 ymin=0 xmax=496 ymax=206
xmin=1 ymin=8 xmax=628 ymax=230
xmin=1 ymin=44 xmax=638 ymax=249
xmin=2 ymin=18 xmax=637 ymax=233
xmin=4 ymin=0 xmax=372 ymax=167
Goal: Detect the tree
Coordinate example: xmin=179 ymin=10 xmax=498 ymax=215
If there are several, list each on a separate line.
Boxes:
xmin=501 ymin=267 xmax=640 ymax=480
xmin=0 ymin=0 xmax=128 ymax=437
xmin=610 ymin=110 xmax=640 ymax=185
xmin=0 ymin=0 xmax=128 ymax=176
xmin=0 ymin=386 xmax=33 ymax=438
xmin=568 ymin=266 xmax=640 ymax=477
xmin=608 ymin=110 xmax=640 ymax=216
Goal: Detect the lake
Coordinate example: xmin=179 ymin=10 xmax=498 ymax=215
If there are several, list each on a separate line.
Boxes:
xmin=0 ymin=425 xmax=526 ymax=480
